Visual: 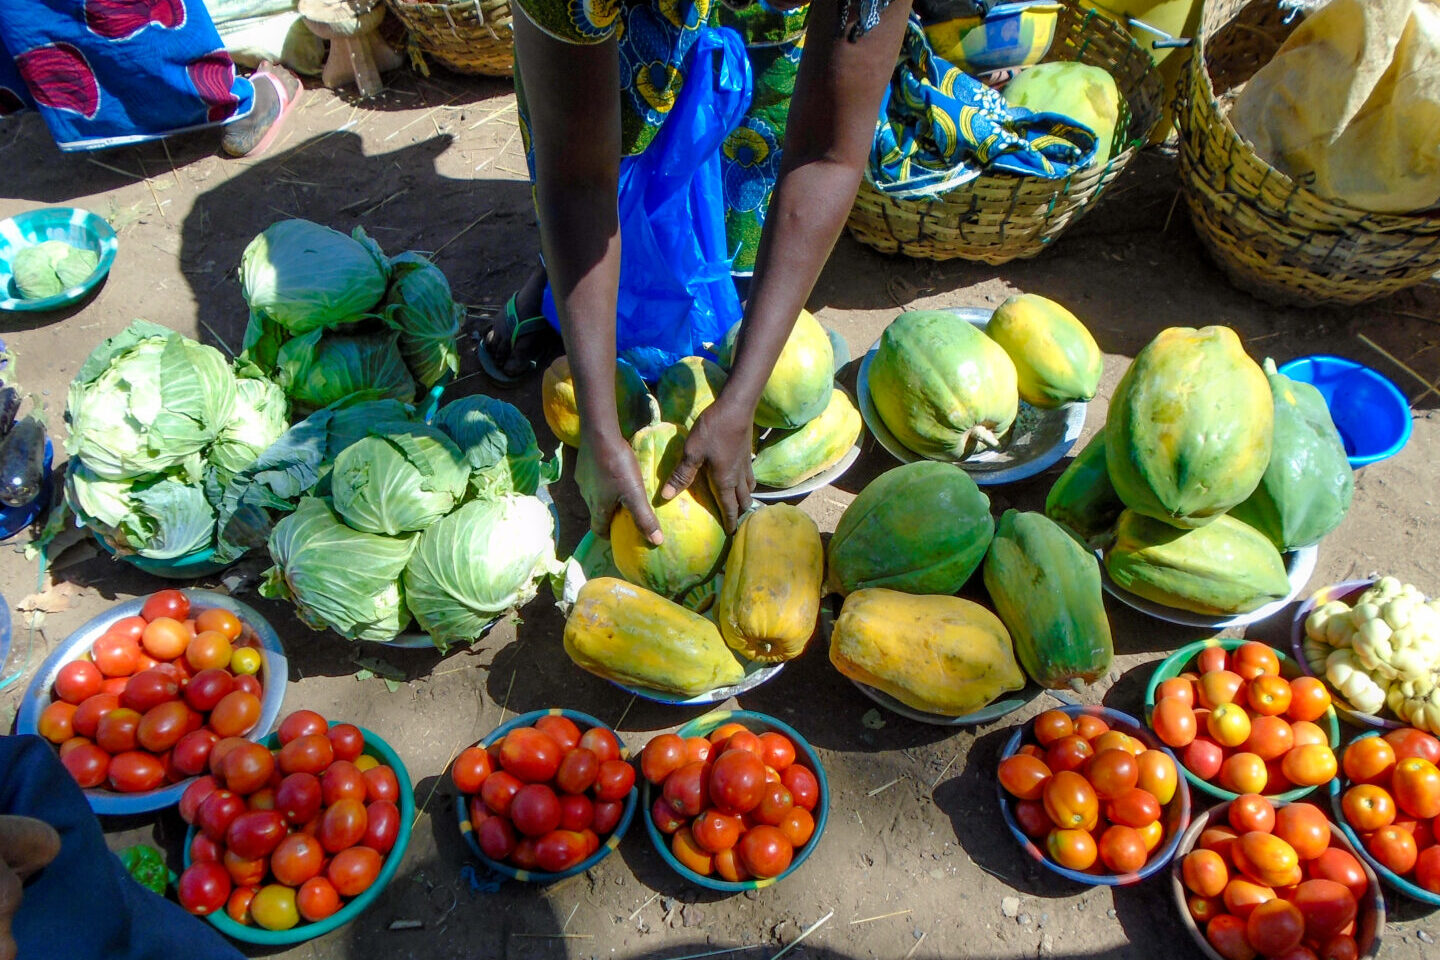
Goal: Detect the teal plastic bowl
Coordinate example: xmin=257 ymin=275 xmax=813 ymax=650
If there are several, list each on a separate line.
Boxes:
xmin=1278 ymin=355 xmax=1411 ymax=468
xmin=92 ymin=531 xmax=237 ymax=580
xmin=642 ymin=709 xmax=829 ymax=892
xmin=458 ymin=709 xmax=638 ymax=883
xmin=0 ymin=207 xmax=118 ymax=312
xmin=1144 ymin=637 xmax=1341 ymax=803
xmin=183 ymin=724 xmax=414 ymax=945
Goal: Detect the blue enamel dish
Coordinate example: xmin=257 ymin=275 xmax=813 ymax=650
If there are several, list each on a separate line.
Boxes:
xmin=0 ymin=207 xmax=118 ymax=312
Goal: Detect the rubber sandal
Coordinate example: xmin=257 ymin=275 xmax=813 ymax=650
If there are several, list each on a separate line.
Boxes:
xmin=223 ymin=63 xmax=304 ymax=158
xmin=476 ymin=293 xmax=559 ymax=384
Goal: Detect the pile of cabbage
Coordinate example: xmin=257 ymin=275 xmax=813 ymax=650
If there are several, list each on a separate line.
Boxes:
xmin=253 ymin=394 xmax=560 ymax=651
xmin=64 ymin=320 xmax=289 ymax=561
xmin=238 ymin=218 xmax=463 ymax=411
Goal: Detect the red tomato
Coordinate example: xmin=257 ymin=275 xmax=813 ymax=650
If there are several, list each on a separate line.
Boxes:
xmin=319 ymin=798 xmax=369 ymax=854
xmin=782 ymin=765 xmax=819 ymax=812
xmin=1384 ymin=728 xmax=1440 ymax=764
xmin=61 ymin=742 xmax=110 ymax=789
xmin=709 ymin=750 xmax=766 ymax=815
xmin=326 ymin=723 xmax=364 ymax=763
xmin=534 ymin=715 xmax=582 ymax=753
xmin=555 ymin=747 xmax=599 ymax=795
xmin=92 ymin=634 xmax=141 ymax=679
xmin=451 ymin=746 xmax=492 ymax=794
xmin=1232 ymin=641 xmax=1281 ymax=681
xmin=640 ymin=735 xmax=686 ymax=785
xmin=481 ymin=770 xmax=524 ymax=817
xmin=1292 ymin=879 xmax=1357 ymax=941
xmin=121 ymin=669 xmax=180 ymax=714
xmin=1195 ymin=647 xmax=1229 ymax=675
xmin=757 ymin=732 xmax=796 ymax=772
xmin=1033 ymin=710 xmax=1074 ymax=746
xmin=738 ymin=825 xmax=793 ymax=879
xmin=1367 ymin=824 xmax=1418 ymax=874
xmin=95 ymin=707 xmax=141 ymax=754
xmin=226 ymin=886 xmax=257 ymax=926
xmin=1045 ymin=771 xmax=1100 ymax=831
xmin=1414 ymin=845 xmax=1440 ymax=895
xmin=223 ymin=849 xmax=267 ymax=888
xmin=477 ymin=814 xmax=518 ymax=861
xmin=1206 ymin=914 xmax=1258 ymax=960
xmin=724 ymin=730 xmax=763 ymax=758
xmin=1088 ymin=749 xmax=1139 ymax=800
xmin=558 ymin=794 xmax=594 ymax=832
xmin=220 ymin=742 xmax=276 ymax=796
xmin=1318 ymin=935 xmax=1358 ymax=960
xmin=297 ymin=877 xmax=342 ymax=923
xmin=108 ymin=616 xmax=147 ymax=642
xmin=37 ymin=702 xmax=76 ymax=744
xmin=198 ymin=789 xmax=247 ymax=842
xmin=500 ymin=727 xmax=563 ymax=783
xmin=179 ymin=775 xmax=220 ymax=824
xmin=754 ymin=781 xmax=795 ymax=827
xmin=208 ymin=691 xmax=260 ymax=738
xmin=1393 ymin=757 xmax=1440 ymax=819
xmin=246 ymin=789 xmax=276 ymax=812
xmin=683 ymin=737 xmax=712 ymax=765
xmin=535 ymin=830 xmax=589 ymax=873
xmin=1183 ymin=849 xmax=1230 ymax=898
xmin=184 ymin=669 xmax=234 ymax=713
xmin=691 ymin=809 xmax=743 ymax=853
xmin=663 ymin=761 xmax=710 ymax=818
xmin=1012 ymin=799 xmax=1051 ymax=840
xmin=998 ymin=754 xmax=1053 ymax=801
xmin=137 ymin=701 xmax=192 ymax=754
xmin=142 ymin=589 xmax=190 ymax=623
xmin=328 ymin=846 xmax=382 ymax=897
xmin=55 ymin=660 xmax=104 ymax=705
xmin=362 ymin=800 xmax=400 ymax=855
xmin=275 ymin=772 xmax=322 ymax=826
xmin=779 ymin=806 xmax=816 ymax=848
xmin=170 ymin=730 xmax=219 ymax=778
xmin=1229 ymin=794 xmax=1277 ymax=834
xmin=108 ymin=751 xmax=165 ymax=793
xmin=185 ymin=632 xmax=232 ymax=672
xmin=1045 ymin=735 xmax=1095 ymax=773
xmin=320 ymin=761 xmax=367 ymax=806
xmin=101 ymin=677 xmax=129 ymax=697
xmin=363 ymin=765 xmax=399 ymax=805
xmin=1309 ymin=848 xmax=1369 ymax=901
xmin=278 ymin=734 xmax=334 ymax=776
xmin=194 ymin=607 xmax=242 ymax=641
xmin=594 ymin=760 xmax=635 ymax=802
xmin=278 ymin=710 xmax=328 ymax=745
xmin=177 ymin=861 xmax=231 ymax=916
xmin=1273 ymin=803 xmax=1331 ymax=860
xmin=592 ymin=799 xmax=623 ymax=835
xmin=511 ymin=783 xmax=562 ymax=837
xmin=1152 ymin=699 xmax=1199 ymax=749
xmin=579 ymin=727 xmax=621 ymax=764
xmin=1341 ymin=784 xmax=1395 ymax=832
xmin=1098 ymin=824 xmax=1147 ymax=873
xmin=190 ymin=832 xmax=224 ymax=864
xmin=226 ymin=810 xmax=287 ymax=859
xmin=651 ymin=797 xmax=686 ymax=835
xmin=72 ymin=693 xmax=120 ymax=740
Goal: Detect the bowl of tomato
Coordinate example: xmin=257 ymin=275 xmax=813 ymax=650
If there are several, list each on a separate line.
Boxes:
xmin=998 ymin=705 xmax=1191 ymax=885
xmin=639 ymin=710 xmax=828 ymax=892
xmin=1327 ymin=728 xmax=1440 ymax=906
xmin=455 ymin=709 xmax=639 ymax=883
xmin=178 ymin=712 xmax=414 ymax=944
xmin=1145 ymin=638 xmax=1342 ymax=804
xmin=16 ymin=589 xmax=287 ymax=815
xmin=1171 ymin=797 xmax=1384 ymax=960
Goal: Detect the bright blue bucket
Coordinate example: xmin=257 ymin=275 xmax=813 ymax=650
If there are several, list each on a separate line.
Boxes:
xmin=1278 ymin=355 xmax=1412 ymax=468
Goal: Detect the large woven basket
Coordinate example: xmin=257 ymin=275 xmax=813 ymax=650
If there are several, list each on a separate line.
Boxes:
xmin=845 ymin=3 xmax=1164 ymax=265
xmin=1176 ymin=0 xmax=1440 ymax=306
xmin=385 ymin=0 xmax=514 ymax=77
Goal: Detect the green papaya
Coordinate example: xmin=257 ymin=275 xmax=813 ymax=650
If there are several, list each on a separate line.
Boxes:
xmin=1106 ymin=326 xmax=1273 ymax=528
xmin=986 ymin=294 xmax=1103 ymax=408
xmin=1045 ymin=427 xmax=1125 ymax=547
xmin=721 ymin=309 xmax=833 ymax=429
xmin=1229 ymin=359 xmax=1354 ymax=551
xmin=867 ymin=310 xmax=1018 ymax=461
xmin=658 ymin=356 xmax=728 ymax=432
xmin=826 ymin=461 xmax=994 ymax=597
xmin=752 ymin=388 xmax=862 ymax=489
xmin=1104 ymin=510 xmax=1291 ymax=615
xmin=983 ymin=510 xmax=1113 ymax=690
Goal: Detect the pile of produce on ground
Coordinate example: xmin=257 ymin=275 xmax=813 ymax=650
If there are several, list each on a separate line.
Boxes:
xmin=1047 ymin=325 xmax=1354 ymax=616
xmin=0 ymin=356 xmax=48 ymax=513
xmin=1150 ymin=642 xmax=1338 ymax=797
xmin=176 ymin=709 xmax=404 ymax=930
xmin=40 ymin=590 xmax=267 ymax=793
xmin=453 ymin=715 xmax=633 ymax=875
xmin=868 ymin=295 xmax=1101 ymax=460
xmin=1335 ymin=729 xmax=1440 ymax=893
xmin=1303 ymin=577 xmax=1440 ymax=732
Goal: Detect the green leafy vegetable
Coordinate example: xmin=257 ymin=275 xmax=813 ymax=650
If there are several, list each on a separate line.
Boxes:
xmin=12 ymin=240 xmax=98 ymax=299
xmin=331 ymin=422 xmax=470 ymax=535
xmin=240 ymin=220 xmax=389 ymax=333
xmin=67 ymin=463 xmax=217 ymax=560
xmin=119 ymin=845 xmax=168 ymax=895
xmin=384 ymin=252 xmax=462 ymax=389
xmin=432 ymin=395 xmax=553 ymax=499
xmin=210 ymin=377 xmax=289 ymax=476
xmin=275 ymin=329 xmax=416 ymax=416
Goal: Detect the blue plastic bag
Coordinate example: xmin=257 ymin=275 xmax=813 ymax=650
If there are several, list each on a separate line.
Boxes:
xmin=543 ymin=26 xmax=753 ymax=382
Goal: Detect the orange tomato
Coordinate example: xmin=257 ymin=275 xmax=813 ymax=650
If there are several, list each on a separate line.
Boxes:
xmin=1017 ymin=744 xmax=1046 ymax=761
xmin=1282 ymin=744 xmax=1338 ymax=787
xmin=1152 ymin=699 xmax=1197 ymax=749
xmin=1341 ymin=784 xmax=1396 ymax=832
xmin=1045 ymin=828 xmax=1097 ymax=871
xmin=1156 ymin=677 xmax=1195 ymax=708
xmin=1087 ymin=749 xmax=1138 ymax=800
xmin=1032 ymin=710 xmax=1074 ymax=746
xmin=1044 ymin=735 xmax=1094 ymax=774
xmin=997 ymin=754 xmax=1052 ymax=801
xmin=670 ymin=827 xmax=714 ymax=876
xmin=1341 ymin=736 xmax=1396 ymax=786
xmin=1199 ymin=670 xmax=1246 ymax=710
xmin=1092 ymin=731 xmax=1140 ymax=756
xmin=1246 ymin=899 xmax=1305 ymax=956
xmin=1392 ymin=756 xmax=1440 ymax=819
xmin=1230 ymin=794 xmax=1277 ymax=834
xmin=1264 ymin=758 xmax=1295 ymax=795
xmin=1219 ymin=753 xmax=1269 ymax=795
xmin=1414 ymin=845 xmax=1440 ymax=895
xmin=1074 ymin=714 xmax=1110 ymax=742
xmin=1232 ymin=641 xmax=1281 ymax=680
xmin=1206 ymin=914 xmax=1258 ymax=960
xmin=1317 ymin=934 xmax=1358 ymax=960
xmin=1098 ymin=825 xmax=1147 ymax=873
xmin=1287 ymin=677 xmax=1332 ymax=723
xmin=1290 ymin=721 xmax=1328 ymax=748
xmin=1249 ymin=675 xmax=1293 ymax=717
xmin=1196 ymin=646 xmax=1230 ymax=675
xmin=1309 ymin=848 xmax=1369 ymax=901
xmin=1136 ymin=750 xmax=1178 ymax=805
xmin=1238 ymin=832 xmax=1300 ymax=887
xmin=1208 ymin=703 xmax=1252 ymax=748
xmin=1366 ymin=824 xmax=1418 ymax=875
xmin=1246 ymin=715 xmax=1296 ymax=762
xmin=1182 ymin=848 xmax=1230 ymax=898
xmin=1223 ymin=876 xmax=1276 ymax=919
xmin=1200 ymin=824 xmax=1241 ymax=861
xmin=1273 ymin=803 xmax=1330 ymax=860
xmin=1107 ymin=787 xmax=1161 ymax=829
xmin=707 ymin=723 xmax=749 ymax=745
xmin=1043 ymin=771 xmax=1098 ymax=831
xmin=1136 ymin=818 xmax=1164 ymax=853
xmin=713 ymin=847 xmax=750 ymax=883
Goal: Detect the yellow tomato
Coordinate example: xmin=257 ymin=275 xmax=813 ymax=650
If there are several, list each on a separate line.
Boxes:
xmin=230 ymin=647 xmax=262 ymax=676
xmin=1136 ymin=750 xmax=1178 ymax=805
xmin=249 ymin=884 xmax=299 ymax=931
xmin=1207 ymin=703 xmax=1252 ymax=749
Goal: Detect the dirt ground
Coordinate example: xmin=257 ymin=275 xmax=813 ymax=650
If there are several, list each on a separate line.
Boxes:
xmin=2 ymin=58 xmax=1439 ymax=960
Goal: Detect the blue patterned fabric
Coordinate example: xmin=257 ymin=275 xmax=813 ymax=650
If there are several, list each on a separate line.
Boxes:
xmin=868 ymin=16 xmax=1098 ymax=198
xmin=0 ymin=0 xmax=254 ymax=151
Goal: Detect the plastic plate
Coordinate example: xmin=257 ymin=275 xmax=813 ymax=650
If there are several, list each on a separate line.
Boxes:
xmin=0 ymin=207 xmax=118 ymax=312
xmin=16 ymin=590 xmax=288 ymax=815
xmin=1289 ymin=578 xmax=1407 ymax=731
xmin=855 ymin=307 xmax=1086 ymax=485
xmin=643 ymin=709 xmax=828 ymax=892
xmin=999 ymin=705 xmax=1191 ymax=886
xmin=184 ymin=724 xmax=414 ymax=944
xmin=1098 ymin=542 xmax=1318 ymax=630
xmin=1143 ymin=637 xmax=1341 ymax=803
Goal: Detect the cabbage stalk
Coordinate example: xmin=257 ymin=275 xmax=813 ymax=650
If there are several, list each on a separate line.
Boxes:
xmin=385 ymin=252 xmax=462 ymax=389
xmin=210 ymin=377 xmax=289 ymax=476
xmin=432 ymin=395 xmax=552 ymax=499
xmin=240 ymin=220 xmax=389 ymax=333
xmin=330 ymin=423 xmax=470 ymax=535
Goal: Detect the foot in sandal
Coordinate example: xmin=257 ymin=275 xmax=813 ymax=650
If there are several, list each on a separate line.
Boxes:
xmin=476 ymin=265 xmax=563 ymax=384
xmin=221 ymin=62 xmax=304 ymax=158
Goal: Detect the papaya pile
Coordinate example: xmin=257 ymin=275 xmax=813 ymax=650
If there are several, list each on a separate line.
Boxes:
xmin=1046 ymin=326 xmax=1354 ymax=616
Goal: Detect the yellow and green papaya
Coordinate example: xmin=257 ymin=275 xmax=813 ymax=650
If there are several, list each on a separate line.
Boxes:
xmin=721 ymin=309 xmax=833 ymax=429
xmin=1045 ymin=426 xmax=1125 ymax=546
xmin=752 ymin=388 xmax=862 ymax=489
xmin=986 ymin=294 xmax=1103 ymax=408
xmin=657 ymin=356 xmax=728 ymax=432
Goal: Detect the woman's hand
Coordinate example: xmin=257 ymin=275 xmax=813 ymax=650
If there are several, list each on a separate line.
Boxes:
xmin=577 ymin=429 xmax=663 ymax=543
xmin=661 ymin=397 xmax=755 ymax=534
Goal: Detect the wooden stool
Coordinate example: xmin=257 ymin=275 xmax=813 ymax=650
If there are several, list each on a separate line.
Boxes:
xmin=299 ymin=0 xmax=403 ymax=98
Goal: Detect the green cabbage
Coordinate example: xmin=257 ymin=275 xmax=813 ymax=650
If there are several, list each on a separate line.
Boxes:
xmin=67 ymin=463 xmax=216 ymax=560
xmin=276 ymin=329 xmax=416 ymax=415
xmin=330 ymin=422 xmax=470 ymax=535
xmin=403 ymin=494 xmax=560 ymax=650
xmin=65 ymin=320 xmax=238 ymax=480
xmin=13 ymin=240 xmax=98 ymax=299
xmin=210 ymin=377 xmax=289 ymax=475
xmin=261 ymin=497 xmax=416 ymax=642
xmin=384 ymin=253 xmax=462 ymax=389
xmin=240 ymin=220 xmax=390 ymax=333
xmin=432 ymin=395 xmax=549 ymax=499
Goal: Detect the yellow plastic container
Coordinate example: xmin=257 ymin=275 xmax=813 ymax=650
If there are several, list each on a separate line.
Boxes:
xmin=924 ymin=3 xmax=1064 ymax=73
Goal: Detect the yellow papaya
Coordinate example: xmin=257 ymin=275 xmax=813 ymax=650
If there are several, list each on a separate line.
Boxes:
xmin=721 ymin=309 xmax=833 ymax=429
xmin=986 ymin=294 xmax=1103 ymax=408
xmin=541 ymin=355 xmax=656 ymax=448
xmin=715 ymin=505 xmax=823 ymax=662
xmin=658 ymin=356 xmax=728 ymax=432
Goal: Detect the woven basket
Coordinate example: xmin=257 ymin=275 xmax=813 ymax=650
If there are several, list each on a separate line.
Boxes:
xmin=385 ymin=0 xmax=514 ymax=77
xmin=845 ymin=3 xmax=1164 ymax=265
xmin=1176 ymin=0 xmax=1440 ymax=306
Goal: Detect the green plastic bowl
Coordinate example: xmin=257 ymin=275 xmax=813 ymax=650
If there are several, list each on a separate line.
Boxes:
xmin=92 ymin=531 xmax=238 ymax=580
xmin=1144 ymin=637 xmax=1341 ymax=803
xmin=642 ymin=709 xmax=829 ymax=893
xmin=182 ymin=724 xmax=414 ymax=945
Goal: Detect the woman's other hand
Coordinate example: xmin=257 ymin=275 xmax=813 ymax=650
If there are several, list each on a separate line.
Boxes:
xmin=660 ymin=396 xmax=755 ymax=534
xmin=577 ymin=429 xmax=663 ymax=543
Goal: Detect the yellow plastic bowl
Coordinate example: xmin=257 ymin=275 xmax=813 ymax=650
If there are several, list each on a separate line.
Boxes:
xmin=924 ymin=3 xmax=1064 ymax=73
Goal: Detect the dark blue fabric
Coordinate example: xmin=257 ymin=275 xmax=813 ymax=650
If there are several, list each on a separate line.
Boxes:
xmin=0 ymin=734 xmax=244 ymax=960
xmin=0 ymin=0 xmax=254 ymax=151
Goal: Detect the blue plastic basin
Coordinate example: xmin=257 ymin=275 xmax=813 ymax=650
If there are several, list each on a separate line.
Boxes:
xmin=1278 ymin=355 xmax=1411 ymax=468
